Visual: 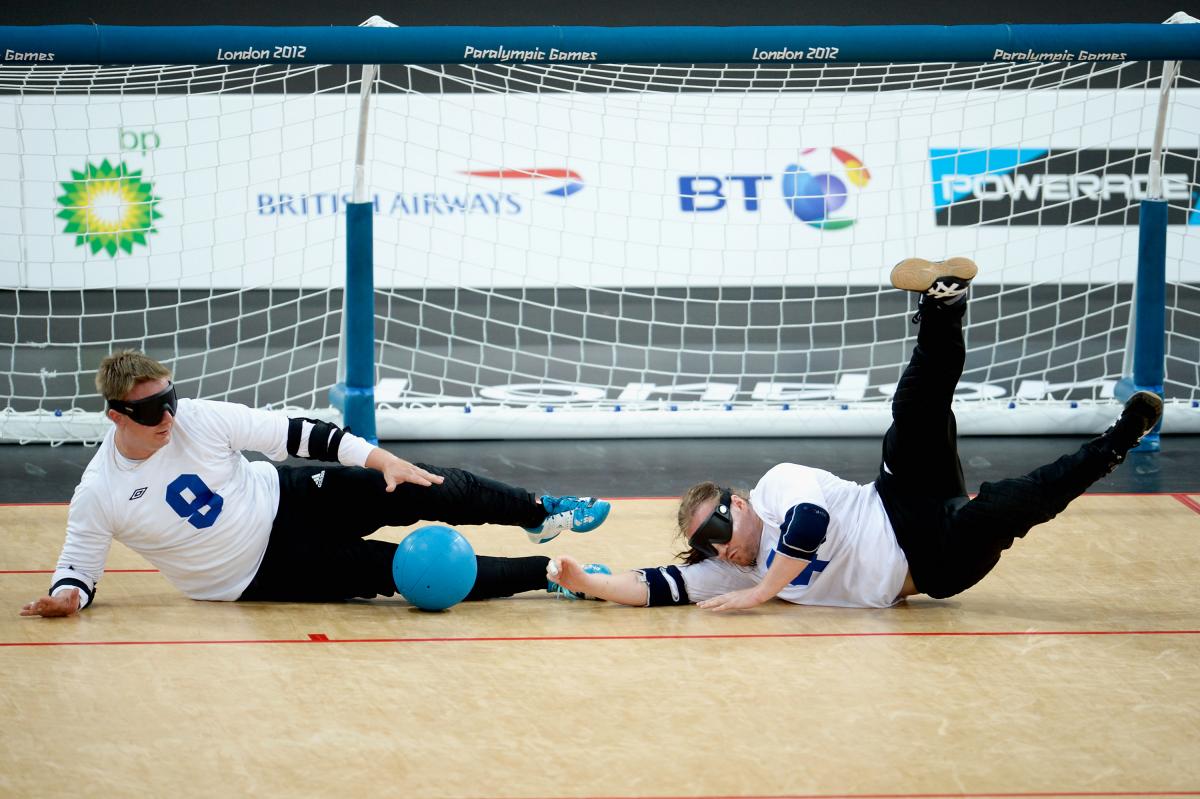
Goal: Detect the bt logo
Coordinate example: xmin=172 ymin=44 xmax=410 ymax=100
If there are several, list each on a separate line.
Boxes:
xmin=678 ymin=147 xmax=871 ymax=230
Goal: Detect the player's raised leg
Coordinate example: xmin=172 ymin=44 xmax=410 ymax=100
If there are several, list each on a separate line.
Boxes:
xmin=890 ymin=256 xmax=978 ymax=301
xmin=878 ymin=257 xmax=978 ymax=493
xmin=925 ymin=391 xmax=1165 ymax=598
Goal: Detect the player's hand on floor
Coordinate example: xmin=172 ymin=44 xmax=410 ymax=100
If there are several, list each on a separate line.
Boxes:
xmin=697 ymin=587 xmax=767 ymax=612
xmin=19 ymin=588 xmax=80 ymax=618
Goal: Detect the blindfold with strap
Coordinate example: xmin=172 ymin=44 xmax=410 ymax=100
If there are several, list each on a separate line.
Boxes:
xmin=107 ymin=381 xmax=178 ymax=426
xmin=688 ymin=488 xmax=734 ymax=558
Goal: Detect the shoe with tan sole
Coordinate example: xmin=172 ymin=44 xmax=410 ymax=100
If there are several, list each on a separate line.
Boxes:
xmin=890 ymin=257 xmax=978 ymax=299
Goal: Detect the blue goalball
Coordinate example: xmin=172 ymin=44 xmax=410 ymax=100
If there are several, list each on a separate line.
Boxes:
xmin=391 ymin=525 xmax=478 ymax=611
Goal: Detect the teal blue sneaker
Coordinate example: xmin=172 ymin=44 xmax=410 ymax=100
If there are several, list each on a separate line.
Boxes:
xmin=524 ymin=495 xmax=611 ymax=544
xmin=548 ymin=563 xmax=611 ymax=600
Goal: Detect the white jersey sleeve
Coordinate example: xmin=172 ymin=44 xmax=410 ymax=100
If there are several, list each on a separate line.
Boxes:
xmin=179 ymin=400 xmax=372 ymax=467
xmin=751 ymin=464 xmax=829 ymax=534
xmin=677 ymin=558 xmax=759 ymax=603
xmin=50 ymin=474 xmax=115 ymax=610
xmin=183 ymin=399 xmax=291 ymax=462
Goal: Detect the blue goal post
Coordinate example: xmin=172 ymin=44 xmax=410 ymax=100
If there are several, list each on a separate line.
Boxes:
xmin=0 ymin=20 xmax=1196 ymax=445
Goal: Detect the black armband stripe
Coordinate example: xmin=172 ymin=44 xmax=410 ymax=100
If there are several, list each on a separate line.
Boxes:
xmin=287 ymin=418 xmax=346 ymax=462
xmin=323 ymin=427 xmax=346 ymax=460
xmin=637 ymin=565 xmax=691 ymax=607
xmin=286 ymin=418 xmax=305 ymax=456
xmin=50 ymin=577 xmax=94 ymax=606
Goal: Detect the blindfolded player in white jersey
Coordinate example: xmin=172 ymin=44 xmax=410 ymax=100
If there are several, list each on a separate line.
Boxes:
xmin=547 ymin=257 xmax=1163 ymax=611
xmin=21 ymin=350 xmax=611 ymax=617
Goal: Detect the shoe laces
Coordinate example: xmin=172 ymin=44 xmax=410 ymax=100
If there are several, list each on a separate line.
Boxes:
xmin=543 ymin=495 xmax=584 ymax=514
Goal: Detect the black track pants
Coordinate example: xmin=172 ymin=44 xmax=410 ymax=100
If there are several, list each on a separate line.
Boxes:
xmin=239 ymin=464 xmax=550 ymax=602
xmin=874 ymin=303 xmax=1117 ymax=599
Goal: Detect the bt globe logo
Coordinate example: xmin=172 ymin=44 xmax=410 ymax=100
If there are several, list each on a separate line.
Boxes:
xmin=678 ymin=146 xmax=871 ymax=230
xmin=783 ymin=147 xmax=871 ymax=230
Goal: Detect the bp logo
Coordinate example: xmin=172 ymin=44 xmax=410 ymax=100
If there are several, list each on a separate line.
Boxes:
xmin=782 ymin=147 xmax=872 ymax=229
xmin=56 ymin=159 xmax=163 ymax=256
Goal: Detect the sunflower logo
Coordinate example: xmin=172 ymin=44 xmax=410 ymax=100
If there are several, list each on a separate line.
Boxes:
xmin=56 ymin=159 xmax=162 ymax=256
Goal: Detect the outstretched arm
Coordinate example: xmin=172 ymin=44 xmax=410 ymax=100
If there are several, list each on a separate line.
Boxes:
xmin=548 ymin=556 xmax=649 ymax=606
xmin=206 ymin=401 xmax=443 ymax=491
xmin=25 ymin=492 xmax=113 ymax=616
xmin=283 ymin=413 xmax=444 ymax=490
xmin=696 ymin=552 xmax=808 ymax=611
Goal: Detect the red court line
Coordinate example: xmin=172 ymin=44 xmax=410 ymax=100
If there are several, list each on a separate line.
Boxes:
xmin=499 ymin=787 xmax=1200 ymax=791
xmin=4 ymin=628 xmax=1199 ymax=648
xmin=499 ymin=792 xmax=1200 ymax=799
xmin=1173 ymin=494 xmax=1200 ymax=515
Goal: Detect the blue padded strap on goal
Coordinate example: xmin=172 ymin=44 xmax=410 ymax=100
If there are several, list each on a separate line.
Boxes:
xmin=636 ymin=565 xmax=691 ymax=607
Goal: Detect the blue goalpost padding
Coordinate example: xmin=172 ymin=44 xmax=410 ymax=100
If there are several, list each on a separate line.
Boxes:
xmin=1131 ymin=199 xmax=1169 ymax=451
xmin=329 ymin=200 xmax=378 ymax=444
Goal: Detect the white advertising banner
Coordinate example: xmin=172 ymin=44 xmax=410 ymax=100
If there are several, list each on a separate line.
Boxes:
xmin=1 ymin=89 xmax=1197 ymax=289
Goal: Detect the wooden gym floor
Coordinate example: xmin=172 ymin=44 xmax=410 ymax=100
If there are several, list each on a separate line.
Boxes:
xmin=2 ymin=493 xmax=1199 ymax=799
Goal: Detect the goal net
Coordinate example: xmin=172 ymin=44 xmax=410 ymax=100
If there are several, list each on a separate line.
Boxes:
xmin=1 ymin=25 xmax=1198 ymax=441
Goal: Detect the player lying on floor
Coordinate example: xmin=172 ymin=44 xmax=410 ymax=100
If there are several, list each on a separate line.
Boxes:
xmin=545 ymin=257 xmax=1164 ymax=610
xmin=20 ymin=349 xmax=610 ymax=617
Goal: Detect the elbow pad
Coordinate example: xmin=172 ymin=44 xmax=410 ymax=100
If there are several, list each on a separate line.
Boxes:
xmin=287 ymin=418 xmax=347 ymax=461
xmin=777 ymin=503 xmax=829 ymax=559
xmin=635 ymin=565 xmax=691 ymax=607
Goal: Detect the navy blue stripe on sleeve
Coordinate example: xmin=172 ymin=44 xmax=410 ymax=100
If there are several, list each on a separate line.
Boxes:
xmin=50 ymin=576 xmax=94 ymax=606
xmin=777 ymin=503 xmax=829 ymax=559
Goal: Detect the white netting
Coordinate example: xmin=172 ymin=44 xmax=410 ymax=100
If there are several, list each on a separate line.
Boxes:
xmin=0 ymin=59 xmax=1197 ymax=441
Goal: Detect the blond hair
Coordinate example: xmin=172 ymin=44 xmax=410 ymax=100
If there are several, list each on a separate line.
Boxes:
xmin=95 ymin=350 xmax=171 ymax=401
